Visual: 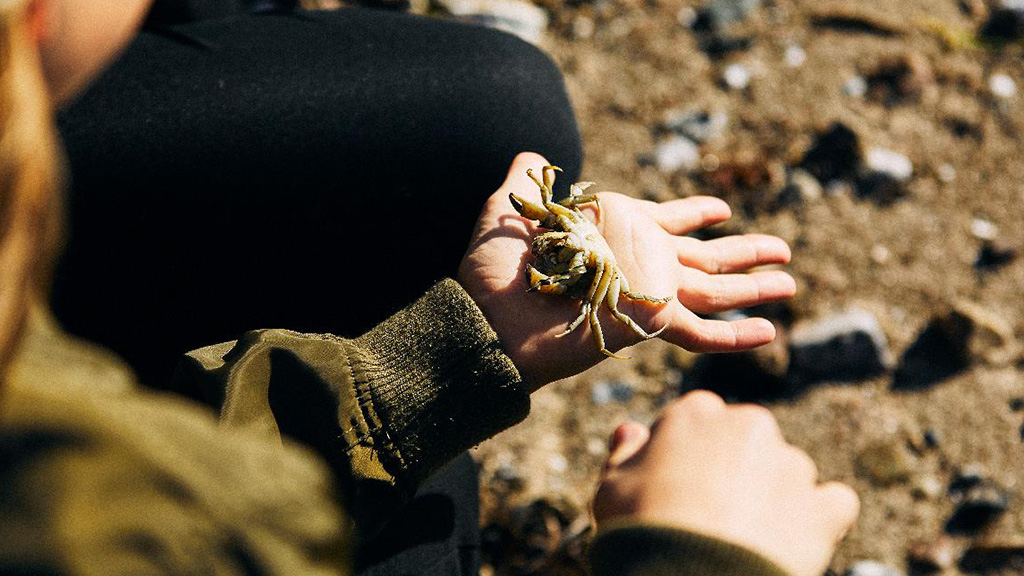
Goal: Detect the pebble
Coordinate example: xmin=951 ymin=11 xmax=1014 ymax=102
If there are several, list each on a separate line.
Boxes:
xmin=693 ymin=0 xmax=762 ymax=31
xmin=784 ymin=44 xmax=807 ymax=68
xmin=1010 ymin=397 xmax=1024 ymax=412
xmin=677 ymin=6 xmax=698 ymax=27
xmin=947 ymin=478 xmax=1010 ymax=533
xmin=856 ymin=440 xmax=913 ymax=486
xmin=661 ymin=109 xmax=729 ymax=143
xmin=799 ymin=122 xmax=863 ymax=182
xmin=434 ymin=0 xmax=549 ymax=45
xmin=571 ymin=15 xmax=595 ymax=39
xmin=870 ymin=244 xmax=891 ymax=264
xmin=650 ymin=136 xmax=701 ymax=173
xmin=912 ymin=474 xmax=945 ymax=500
xmin=971 ymin=218 xmax=999 ymax=240
xmin=776 ymin=168 xmax=823 ymax=208
xmin=547 ymin=454 xmax=568 ymax=473
xmin=591 ymin=380 xmax=635 ymax=405
xmin=989 ymin=73 xmax=1017 ymax=99
xmin=982 ymin=0 xmax=1024 ymax=40
xmin=923 ymin=429 xmax=942 ymax=448
xmin=722 ymin=63 xmax=752 ymax=90
xmin=975 ymin=239 xmax=1018 ymax=271
xmin=864 ymin=148 xmax=913 ymax=182
xmin=788 ymin=308 xmax=893 ymax=384
xmin=908 ymin=536 xmax=962 ymax=572
xmin=845 ymin=560 xmax=905 ymax=576
xmin=937 ymin=163 xmax=957 ymax=183
xmin=843 ymin=76 xmax=868 ymax=98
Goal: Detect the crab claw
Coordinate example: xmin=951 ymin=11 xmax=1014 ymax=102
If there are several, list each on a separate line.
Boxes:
xmin=509 ymin=192 xmax=550 ymax=221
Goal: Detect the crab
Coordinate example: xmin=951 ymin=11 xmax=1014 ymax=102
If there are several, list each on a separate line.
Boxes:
xmin=509 ymin=165 xmax=671 ymax=359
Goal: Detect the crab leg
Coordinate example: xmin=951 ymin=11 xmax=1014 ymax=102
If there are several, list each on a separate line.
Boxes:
xmin=557 ymin=262 xmax=605 ymax=337
xmin=528 ymin=168 xmax=580 ymax=223
xmin=620 ymin=274 xmax=672 ymax=304
xmin=607 ymin=271 xmax=669 ymax=340
xmin=590 ymin=263 xmax=629 ymax=359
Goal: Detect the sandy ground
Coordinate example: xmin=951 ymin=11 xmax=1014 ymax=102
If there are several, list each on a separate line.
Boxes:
xmin=465 ymin=0 xmax=1024 ymax=574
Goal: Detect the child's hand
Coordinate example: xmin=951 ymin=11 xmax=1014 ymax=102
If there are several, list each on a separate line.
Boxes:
xmin=593 ymin=391 xmax=859 ymax=576
xmin=458 ymin=152 xmax=796 ymax=390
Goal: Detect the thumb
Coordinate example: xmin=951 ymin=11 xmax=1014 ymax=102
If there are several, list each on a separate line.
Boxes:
xmin=500 ymin=152 xmax=550 ymax=194
xmin=605 ymin=421 xmax=651 ymax=470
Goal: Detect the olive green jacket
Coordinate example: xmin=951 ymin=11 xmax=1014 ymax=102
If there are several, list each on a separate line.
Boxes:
xmin=0 ymin=280 xmax=787 ymax=576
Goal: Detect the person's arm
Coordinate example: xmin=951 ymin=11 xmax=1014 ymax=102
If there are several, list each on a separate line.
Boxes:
xmin=173 ymin=278 xmax=528 ymax=532
xmin=590 ymin=391 xmax=860 ymax=576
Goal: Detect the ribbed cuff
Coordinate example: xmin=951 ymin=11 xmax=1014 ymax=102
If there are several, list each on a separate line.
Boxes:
xmin=347 ymin=279 xmax=529 ymax=488
xmin=589 ymin=522 xmax=791 ymax=576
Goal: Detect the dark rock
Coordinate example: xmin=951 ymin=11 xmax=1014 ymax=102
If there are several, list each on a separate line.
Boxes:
xmin=946 ymin=479 xmax=1010 ymax=534
xmin=975 ymin=239 xmax=1018 ymax=272
xmin=788 ymin=308 xmax=893 ymax=385
xmin=960 ymin=544 xmax=1024 ymax=573
xmin=686 ymin=323 xmax=794 ymax=401
xmin=698 ymin=33 xmax=753 ymax=56
xmin=1010 ymin=397 xmax=1024 ymax=412
xmin=701 ymin=158 xmax=786 ymax=216
xmin=981 ymin=0 xmax=1024 ymax=41
xmin=949 ymin=464 xmax=986 ymax=494
xmin=894 ymin=302 xmax=1018 ymax=390
xmin=865 ymin=53 xmax=935 ymax=104
xmin=692 ymin=0 xmax=761 ymax=31
xmin=923 ymin=429 xmax=942 ymax=448
xmin=799 ymin=123 xmax=863 ymax=183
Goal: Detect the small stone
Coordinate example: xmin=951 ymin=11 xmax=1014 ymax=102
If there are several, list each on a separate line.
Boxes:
xmin=844 ymin=560 xmax=905 ymax=576
xmin=912 ymin=474 xmax=945 ymax=500
xmin=776 ymin=168 xmax=823 ymax=208
xmin=571 ymin=15 xmax=595 ymax=39
xmin=799 ymin=122 xmax=863 ymax=183
xmin=937 ymin=163 xmax=957 ymax=183
xmin=923 ymin=429 xmax=942 ymax=448
xmin=1009 ymin=397 xmax=1024 ymax=412
xmin=971 ymin=218 xmax=999 ymax=240
xmin=722 ymin=63 xmax=752 ymax=90
xmin=870 ymin=245 xmax=891 ymax=264
xmin=693 ymin=0 xmax=762 ymax=31
xmin=495 ymin=463 xmax=522 ymax=483
xmin=547 ymin=454 xmax=568 ymax=473
xmin=864 ymin=148 xmax=913 ymax=182
xmin=789 ymin=308 xmax=893 ymax=384
xmin=784 ymin=44 xmax=807 ymax=68
xmin=947 ymin=478 xmax=1010 ymax=533
xmin=982 ymin=0 xmax=1024 ymax=40
xmin=661 ymin=109 xmax=729 ymax=143
xmin=975 ymin=239 xmax=1018 ymax=272
xmin=865 ymin=53 xmax=935 ymax=104
xmin=434 ymin=0 xmax=549 ymax=44
xmin=677 ymin=6 xmax=698 ymax=27
xmin=989 ymin=73 xmax=1017 ymax=99
xmin=649 ymin=136 xmax=701 ymax=173
xmin=908 ymin=535 xmax=963 ymax=572
xmin=701 ymin=153 xmax=721 ymax=172
xmin=856 ymin=440 xmax=913 ymax=486
xmin=843 ymin=76 xmax=868 ymax=98
xmin=857 ymin=148 xmax=912 ymax=204
xmin=960 ymin=543 xmax=1024 ymax=573
xmin=591 ymin=380 xmax=635 ymax=405
xmin=586 ymin=437 xmax=606 ymax=456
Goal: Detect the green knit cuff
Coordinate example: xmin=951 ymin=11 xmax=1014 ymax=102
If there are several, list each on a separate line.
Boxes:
xmin=589 ymin=522 xmax=791 ymax=576
xmin=347 ymin=279 xmax=529 ymax=488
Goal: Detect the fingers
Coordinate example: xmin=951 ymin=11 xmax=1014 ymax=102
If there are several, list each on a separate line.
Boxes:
xmin=605 ymin=421 xmax=651 ymax=469
xmin=642 ymin=196 xmax=732 ymax=235
xmin=664 ymin=301 xmax=777 ymax=352
xmin=676 ymin=268 xmax=796 ymax=314
xmin=816 ymin=481 xmax=861 ymax=541
xmin=676 ymin=234 xmax=791 ymax=274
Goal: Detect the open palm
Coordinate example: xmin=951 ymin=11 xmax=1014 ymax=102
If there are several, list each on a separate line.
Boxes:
xmin=458 ymin=153 xmax=795 ymax=391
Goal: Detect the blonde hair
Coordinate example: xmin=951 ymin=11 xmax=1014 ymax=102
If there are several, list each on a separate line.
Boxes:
xmin=0 ymin=0 xmax=63 ymax=378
